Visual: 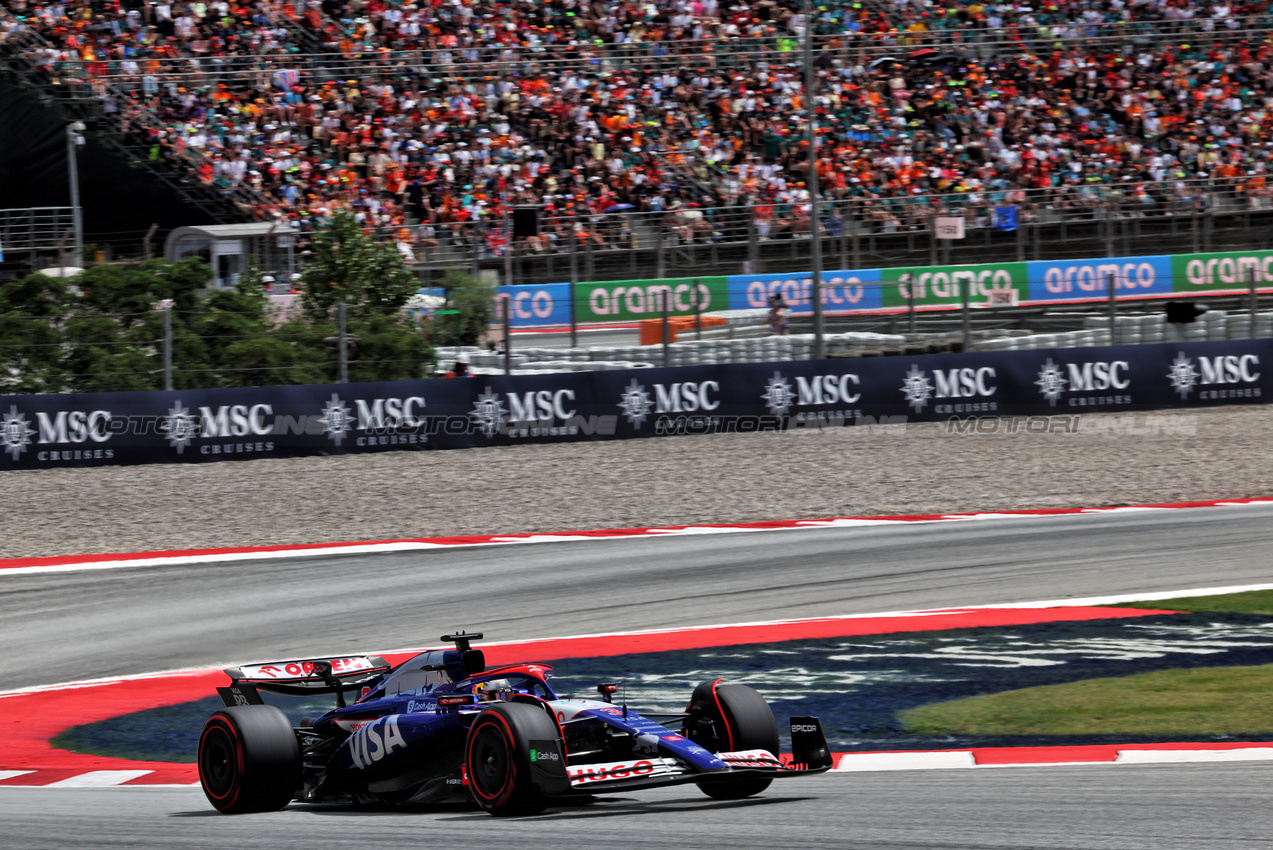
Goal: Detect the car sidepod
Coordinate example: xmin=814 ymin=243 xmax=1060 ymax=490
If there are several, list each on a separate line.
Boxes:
xmin=323 ymin=708 xmax=468 ymax=800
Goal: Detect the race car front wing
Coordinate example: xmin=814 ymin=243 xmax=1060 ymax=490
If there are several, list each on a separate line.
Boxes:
xmin=562 ymin=716 xmax=833 ymax=793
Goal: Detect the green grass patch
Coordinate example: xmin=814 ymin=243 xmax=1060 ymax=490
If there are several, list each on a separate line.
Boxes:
xmin=901 ymin=664 xmax=1273 ymax=737
xmin=1113 ymin=589 xmax=1273 ymax=616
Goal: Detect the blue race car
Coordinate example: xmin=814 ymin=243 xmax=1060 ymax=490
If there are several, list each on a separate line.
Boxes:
xmin=198 ymin=631 xmax=832 ymax=815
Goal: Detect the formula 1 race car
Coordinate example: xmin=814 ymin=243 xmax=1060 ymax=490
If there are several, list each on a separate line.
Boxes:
xmin=198 ymin=632 xmax=832 ymax=815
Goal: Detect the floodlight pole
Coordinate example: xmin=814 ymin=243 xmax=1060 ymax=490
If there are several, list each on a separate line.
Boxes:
xmin=66 ymin=121 xmax=86 ymax=267
xmin=804 ymin=0 xmax=825 ymax=359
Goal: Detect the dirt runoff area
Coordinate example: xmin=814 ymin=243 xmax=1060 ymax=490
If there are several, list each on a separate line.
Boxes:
xmin=3 ymin=405 xmax=1271 ymax=559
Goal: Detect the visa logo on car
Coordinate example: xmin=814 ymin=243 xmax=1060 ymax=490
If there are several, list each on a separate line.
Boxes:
xmin=349 ymin=715 xmax=406 ymax=770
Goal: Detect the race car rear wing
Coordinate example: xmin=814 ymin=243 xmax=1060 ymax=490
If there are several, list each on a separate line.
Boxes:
xmin=219 ymin=656 xmax=391 ymax=707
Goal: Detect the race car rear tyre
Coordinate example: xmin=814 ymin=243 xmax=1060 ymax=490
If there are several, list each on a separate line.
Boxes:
xmin=198 ymin=705 xmax=301 ymax=814
xmin=466 ymin=702 xmax=560 ymax=816
xmin=685 ymin=681 xmax=780 ymax=800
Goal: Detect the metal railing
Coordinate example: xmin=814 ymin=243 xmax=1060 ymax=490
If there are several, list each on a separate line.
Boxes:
xmin=391 ymin=176 xmax=1270 ymax=285
xmin=2 ymin=281 xmax=1267 ymax=393
xmin=0 ymin=207 xmax=76 ymax=255
xmin=11 ymin=17 xmax=1273 ymax=89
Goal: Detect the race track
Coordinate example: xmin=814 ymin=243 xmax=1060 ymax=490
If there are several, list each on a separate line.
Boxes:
xmin=4 ymin=502 xmax=1273 ymax=847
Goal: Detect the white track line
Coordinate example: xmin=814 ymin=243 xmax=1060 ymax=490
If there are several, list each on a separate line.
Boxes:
xmin=1115 ymin=749 xmax=1273 ymax=764
xmin=8 ymin=582 xmax=1273 ymax=701
xmin=832 ymin=749 xmax=1273 ymax=772
xmin=836 ymin=752 xmax=978 ymax=771
xmin=5 ymin=499 xmax=1271 ymax=579
xmin=45 ymin=771 xmax=153 ymax=787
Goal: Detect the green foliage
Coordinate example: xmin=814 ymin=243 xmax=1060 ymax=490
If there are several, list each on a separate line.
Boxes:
xmin=436 ymin=268 xmax=494 ymax=346
xmin=0 ymin=272 xmax=69 ymax=318
xmin=346 ymin=314 xmax=433 ymax=383
xmin=1109 ymin=590 xmax=1273 ymax=616
xmin=0 ymin=221 xmax=433 ymax=393
xmin=900 ymin=665 xmax=1273 ymax=737
xmin=0 ymin=314 xmax=65 ymax=394
xmin=300 ymin=211 xmax=419 ymax=320
xmin=76 ymin=258 xmax=210 ymax=319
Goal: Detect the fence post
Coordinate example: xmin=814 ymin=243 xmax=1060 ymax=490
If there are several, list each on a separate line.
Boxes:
xmin=961 ymin=271 xmax=971 ymax=352
xmin=907 ymin=274 xmax=916 ymax=336
xmin=929 ymin=213 xmax=938 ymax=267
xmin=852 ymin=208 xmax=861 ymax=270
xmin=661 ymin=289 xmax=670 ymax=368
xmin=747 ymin=215 xmax=759 ymax=271
xmin=1107 ymin=273 xmax=1117 ymax=346
xmin=1191 ymin=200 xmax=1201 ymax=254
xmin=694 ymin=278 xmax=702 ymax=341
xmin=569 ymin=225 xmax=579 ymax=348
xmin=143 ymin=223 xmax=158 ymax=261
xmin=337 ymin=301 xmax=348 ymax=383
xmin=1250 ymin=267 xmax=1259 ymax=339
xmin=503 ymin=298 xmax=512 ymax=376
xmin=162 ymin=305 xmax=173 ymax=391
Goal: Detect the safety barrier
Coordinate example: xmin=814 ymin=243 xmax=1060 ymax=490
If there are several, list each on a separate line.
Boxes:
xmin=470 ymin=248 xmax=1273 ymax=328
xmin=0 ymin=338 xmax=1266 ymax=468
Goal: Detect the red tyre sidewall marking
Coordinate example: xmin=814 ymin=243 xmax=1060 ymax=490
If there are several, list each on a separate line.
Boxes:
xmin=707 ymin=678 xmax=733 ymax=752
xmin=467 ymin=713 xmax=516 ymax=806
xmin=197 ymin=717 xmax=241 ymax=808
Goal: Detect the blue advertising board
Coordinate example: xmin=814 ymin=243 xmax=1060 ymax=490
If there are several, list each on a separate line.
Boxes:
xmin=726 ymin=269 xmax=885 ymax=315
xmin=421 ymin=283 xmax=573 ymax=328
xmin=1 ymin=339 xmax=1266 ymax=469
xmin=1025 ymin=255 xmax=1174 ymax=302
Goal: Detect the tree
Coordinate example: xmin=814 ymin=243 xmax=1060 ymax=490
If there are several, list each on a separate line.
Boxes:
xmin=193 ymin=264 xmax=319 ymax=388
xmin=286 ymin=213 xmax=433 ymax=382
xmin=300 ymin=211 xmax=419 ymax=320
xmin=61 ymin=258 xmax=215 ymax=392
xmin=344 ymin=314 xmax=433 ymax=383
xmin=0 ymin=237 xmax=433 ymax=392
xmin=435 ymin=268 xmax=494 ymax=347
xmin=0 ymin=272 xmax=69 ymax=394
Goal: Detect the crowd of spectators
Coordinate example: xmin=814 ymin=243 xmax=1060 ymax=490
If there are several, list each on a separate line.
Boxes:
xmin=6 ymin=0 xmax=1273 ymax=263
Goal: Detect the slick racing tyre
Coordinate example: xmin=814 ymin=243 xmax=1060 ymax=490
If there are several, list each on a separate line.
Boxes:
xmin=198 ymin=705 xmax=301 ymax=814
xmin=684 ymin=681 xmax=780 ymax=800
xmin=466 ymin=702 xmax=562 ymax=816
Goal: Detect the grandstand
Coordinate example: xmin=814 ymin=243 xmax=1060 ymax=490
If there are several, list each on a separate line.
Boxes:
xmin=5 ymin=0 xmax=1273 ymax=276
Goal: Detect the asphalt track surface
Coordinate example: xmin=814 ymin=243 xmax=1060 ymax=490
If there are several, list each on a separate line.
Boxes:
xmin=4 ymin=502 xmax=1273 ymax=848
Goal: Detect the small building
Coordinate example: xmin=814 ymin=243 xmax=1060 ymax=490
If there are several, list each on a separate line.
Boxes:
xmin=164 ymin=223 xmax=296 ymax=288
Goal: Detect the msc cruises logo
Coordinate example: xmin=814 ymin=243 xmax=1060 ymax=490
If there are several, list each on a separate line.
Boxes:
xmin=470 ymin=387 xmax=508 ymax=437
xmin=1166 ymin=353 xmax=1201 ymax=399
xmin=899 ymin=365 xmax=934 ymax=413
xmin=318 ymin=393 xmax=354 ymax=445
xmin=1035 ymin=359 xmax=1069 ymax=406
xmin=161 ymin=401 xmax=198 ymax=454
xmin=760 ymin=372 xmax=796 ymax=415
xmin=0 ymin=406 xmax=35 ymax=460
xmin=616 ymin=379 xmax=654 ymax=427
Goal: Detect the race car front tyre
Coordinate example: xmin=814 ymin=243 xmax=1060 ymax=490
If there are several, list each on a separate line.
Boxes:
xmin=465 ymin=702 xmax=562 ymax=816
xmin=684 ymin=681 xmax=781 ymax=800
xmin=198 ymin=705 xmax=301 ymax=814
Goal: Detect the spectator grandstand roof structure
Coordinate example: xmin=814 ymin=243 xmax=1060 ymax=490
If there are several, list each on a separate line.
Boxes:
xmin=5 ymin=0 xmax=1273 ymax=271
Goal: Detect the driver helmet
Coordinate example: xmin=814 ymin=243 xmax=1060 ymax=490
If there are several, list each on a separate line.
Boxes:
xmin=474 ymin=679 xmax=513 ymax=701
